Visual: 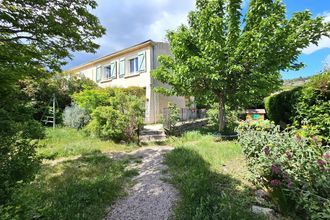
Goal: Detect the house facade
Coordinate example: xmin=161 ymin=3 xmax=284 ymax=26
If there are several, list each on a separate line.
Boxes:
xmin=67 ymin=40 xmax=188 ymax=123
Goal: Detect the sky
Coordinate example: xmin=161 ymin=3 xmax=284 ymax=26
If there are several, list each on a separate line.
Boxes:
xmin=65 ymin=0 xmax=330 ymax=80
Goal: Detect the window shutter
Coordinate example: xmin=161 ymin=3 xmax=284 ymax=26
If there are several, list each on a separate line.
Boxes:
xmin=96 ymin=66 xmax=102 ymax=82
xmin=119 ymin=58 xmax=125 ymax=77
xmin=111 ymin=61 xmax=117 ymax=78
xmin=138 ymin=51 xmax=146 ymax=72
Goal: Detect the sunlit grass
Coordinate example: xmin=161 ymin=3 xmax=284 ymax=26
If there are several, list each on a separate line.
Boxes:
xmin=7 ymin=151 xmax=137 ymax=220
xmin=166 ymin=131 xmax=262 ymax=219
xmin=38 ymin=127 xmax=138 ymax=159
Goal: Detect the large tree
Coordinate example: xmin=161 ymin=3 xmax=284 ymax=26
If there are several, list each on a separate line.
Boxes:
xmin=0 ymin=0 xmax=105 ymax=97
xmin=152 ymin=0 xmax=330 ymax=132
xmin=0 ymin=0 xmax=105 ymax=204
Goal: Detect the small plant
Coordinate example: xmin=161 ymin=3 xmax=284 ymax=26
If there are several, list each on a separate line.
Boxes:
xmin=163 ymin=103 xmax=180 ymax=135
xmin=237 ymin=122 xmax=330 ymax=218
xmin=0 ymin=135 xmax=41 ymax=205
xmin=207 ymin=103 xmax=240 ymax=133
xmin=63 ymin=103 xmax=90 ymax=129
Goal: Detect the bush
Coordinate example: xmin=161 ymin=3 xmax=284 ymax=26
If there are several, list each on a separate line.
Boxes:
xmin=264 ymin=86 xmax=302 ymax=125
xmin=85 ymin=92 xmax=145 ymax=142
xmin=73 ymin=87 xmax=146 ymax=114
xmin=0 ymin=136 xmax=41 ymax=205
xmin=265 ymin=72 xmax=329 ymax=144
xmin=19 ymin=74 xmax=97 ymax=123
xmin=293 ymin=72 xmax=330 ymax=144
xmin=163 ymin=103 xmax=180 ymax=135
xmin=63 ymin=104 xmax=90 ymax=129
xmin=206 ymin=103 xmax=239 ymax=133
xmin=237 ymin=121 xmax=330 ymax=218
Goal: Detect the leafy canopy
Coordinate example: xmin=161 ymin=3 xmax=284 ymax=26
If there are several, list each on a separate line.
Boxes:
xmin=0 ymin=0 xmax=105 ymax=96
xmin=153 ymin=0 xmax=330 ymax=110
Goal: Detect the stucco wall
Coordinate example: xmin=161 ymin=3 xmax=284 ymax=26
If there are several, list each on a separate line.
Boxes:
xmin=69 ymin=41 xmax=188 ymax=124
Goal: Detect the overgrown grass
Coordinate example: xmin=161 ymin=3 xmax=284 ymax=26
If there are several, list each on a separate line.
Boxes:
xmin=2 ymin=151 xmax=137 ymax=220
xmin=166 ymin=131 xmax=262 ymax=219
xmin=38 ymin=127 xmax=137 ymax=159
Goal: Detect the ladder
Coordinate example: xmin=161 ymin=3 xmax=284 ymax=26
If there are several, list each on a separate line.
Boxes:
xmin=41 ymin=94 xmax=57 ymax=129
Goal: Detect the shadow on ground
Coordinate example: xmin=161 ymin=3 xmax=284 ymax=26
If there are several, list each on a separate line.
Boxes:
xmin=165 ymin=147 xmax=264 ymax=220
xmin=7 ymin=151 xmax=136 ymax=220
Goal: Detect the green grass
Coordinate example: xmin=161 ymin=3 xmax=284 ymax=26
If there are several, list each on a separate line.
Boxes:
xmin=166 ymin=131 xmax=263 ymax=220
xmin=4 ymin=151 xmax=137 ymax=220
xmin=38 ymin=127 xmax=137 ymax=159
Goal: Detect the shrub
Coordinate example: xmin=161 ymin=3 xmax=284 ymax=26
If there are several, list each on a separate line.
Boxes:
xmin=237 ymin=121 xmax=330 ymax=218
xmin=264 ymin=86 xmax=302 ymax=125
xmin=293 ymin=72 xmax=330 ymax=144
xmin=72 ymin=88 xmax=110 ymax=113
xmin=85 ymin=92 xmax=145 ymax=142
xmin=73 ymin=87 xmax=146 ymax=113
xmin=0 ymin=135 xmax=41 ymax=205
xmin=63 ymin=103 xmax=90 ymax=129
xmin=85 ymin=106 xmax=127 ymax=141
xmin=163 ymin=103 xmax=180 ymax=135
xmin=206 ymin=103 xmax=239 ymax=133
xmin=19 ymin=74 xmax=97 ymax=122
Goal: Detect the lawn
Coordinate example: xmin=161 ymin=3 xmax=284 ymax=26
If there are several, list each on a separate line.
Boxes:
xmin=1 ymin=128 xmax=139 ymax=220
xmin=166 ymin=131 xmax=262 ymax=219
xmin=38 ymin=127 xmax=138 ymax=159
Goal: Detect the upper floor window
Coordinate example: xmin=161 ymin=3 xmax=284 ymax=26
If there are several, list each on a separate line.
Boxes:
xmin=103 ymin=61 xmax=117 ymax=80
xmin=104 ymin=66 xmax=111 ymax=79
xmin=129 ymin=57 xmax=139 ymax=74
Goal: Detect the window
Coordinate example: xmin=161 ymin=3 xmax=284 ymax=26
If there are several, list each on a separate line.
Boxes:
xmin=104 ymin=66 xmax=111 ymax=79
xmin=129 ymin=57 xmax=139 ymax=74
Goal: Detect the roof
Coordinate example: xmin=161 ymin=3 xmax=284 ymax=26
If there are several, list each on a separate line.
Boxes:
xmin=67 ymin=39 xmax=156 ymax=73
xmin=246 ymin=109 xmax=266 ymax=114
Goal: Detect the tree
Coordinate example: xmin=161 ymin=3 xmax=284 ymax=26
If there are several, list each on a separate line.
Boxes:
xmin=152 ymin=0 xmax=330 ymax=132
xmin=0 ymin=0 xmax=105 ymax=98
xmin=0 ymin=0 xmax=105 ymax=205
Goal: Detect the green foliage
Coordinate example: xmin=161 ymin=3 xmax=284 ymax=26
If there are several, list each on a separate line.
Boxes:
xmin=237 ymin=121 xmax=330 ymax=218
xmin=294 ymin=72 xmax=330 ymax=144
xmin=0 ymin=0 xmax=105 ymax=96
xmin=73 ymin=89 xmax=111 ymax=113
xmin=0 ymin=151 xmax=136 ymax=220
xmin=265 ymin=72 xmax=330 ymax=144
xmin=81 ymin=90 xmax=146 ymax=142
xmin=0 ymin=136 xmax=41 ymax=205
xmin=73 ymin=87 xmax=145 ymax=113
xmin=20 ymin=74 xmax=97 ymax=123
xmin=264 ymin=87 xmax=302 ymax=125
xmin=63 ymin=103 xmax=90 ymax=129
xmin=163 ymin=103 xmax=180 ymax=135
xmin=85 ymin=106 xmax=128 ymax=141
xmin=152 ymin=0 xmax=330 ymax=131
xmin=166 ymin=132 xmax=260 ymax=219
xmin=207 ymin=103 xmax=239 ymax=133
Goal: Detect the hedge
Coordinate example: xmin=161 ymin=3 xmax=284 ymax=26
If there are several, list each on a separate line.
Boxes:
xmin=264 ymin=86 xmax=302 ymax=125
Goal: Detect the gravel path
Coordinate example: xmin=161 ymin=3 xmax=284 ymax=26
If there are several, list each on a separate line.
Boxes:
xmin=104 ymin=146 xmax=178 ymax=220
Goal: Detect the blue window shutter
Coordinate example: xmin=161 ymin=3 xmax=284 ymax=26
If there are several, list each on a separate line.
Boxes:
xmin=119 ymin=58 xmax=125 ymax=77
xmin=138 ymin=51 xmax=146 ymax=72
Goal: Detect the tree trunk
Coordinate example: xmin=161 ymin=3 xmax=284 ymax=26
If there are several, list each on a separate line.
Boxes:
xmin=218 ymin=94 xmax=226 ymax=132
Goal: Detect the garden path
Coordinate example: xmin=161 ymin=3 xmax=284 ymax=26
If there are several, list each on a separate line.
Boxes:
xmin=104 ymin=146 xmax=178 ymax=220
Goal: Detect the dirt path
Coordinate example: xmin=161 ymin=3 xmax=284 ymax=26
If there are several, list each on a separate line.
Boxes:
xmin=104 ymin=146 xmax=178 ymax=220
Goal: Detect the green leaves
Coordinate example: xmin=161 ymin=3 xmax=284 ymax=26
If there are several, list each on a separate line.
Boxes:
xmin=0 ymin=0 xmax=105 ymax=94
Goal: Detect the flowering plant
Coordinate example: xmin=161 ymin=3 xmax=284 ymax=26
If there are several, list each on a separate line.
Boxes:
xmin=237 ymin=122 xmax=330 ymax=218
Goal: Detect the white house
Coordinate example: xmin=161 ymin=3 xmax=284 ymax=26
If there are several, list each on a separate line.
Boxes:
xmin=67 ymin=40 xmax=188 ymax=123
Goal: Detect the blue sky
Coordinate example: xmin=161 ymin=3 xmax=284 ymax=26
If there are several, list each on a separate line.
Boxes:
xmin=65 ymin=0 xmax=330 ymax=80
